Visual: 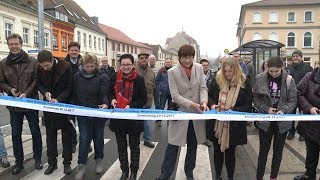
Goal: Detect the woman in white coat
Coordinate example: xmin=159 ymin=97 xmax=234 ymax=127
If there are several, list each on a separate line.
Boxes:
xmin=156 ymin=45 xmax=208 ymax=180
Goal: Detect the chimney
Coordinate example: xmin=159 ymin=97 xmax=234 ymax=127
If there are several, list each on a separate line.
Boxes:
xmin=91 ymin=16 xmax=99 ymax=24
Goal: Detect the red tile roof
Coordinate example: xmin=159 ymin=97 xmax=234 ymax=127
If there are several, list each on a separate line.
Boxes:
xmin=98 ymin=23 xmax=151 ymax=49
xmin=244 ymin=0 xmax=320 ymax=7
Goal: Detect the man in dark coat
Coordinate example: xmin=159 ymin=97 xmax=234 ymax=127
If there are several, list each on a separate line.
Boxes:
xmin=37 ymin=50 xmax=73 ymax=175
xmin=285 ymin=49 xmax=313 ymax=141
xmin=0 ymin=33 xmax=43 ymax=175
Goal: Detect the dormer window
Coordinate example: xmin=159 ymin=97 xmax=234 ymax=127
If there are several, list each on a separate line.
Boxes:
xmin=55 ymin=11 xmax=59 ymax=19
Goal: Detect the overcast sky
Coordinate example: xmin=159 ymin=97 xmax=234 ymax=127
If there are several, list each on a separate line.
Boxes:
xmin=74 ymin=0 xmax=257 ymax=58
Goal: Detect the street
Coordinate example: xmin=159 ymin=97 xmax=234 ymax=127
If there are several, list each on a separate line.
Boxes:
xmin=0 ymin=108 xmax=319 ymax=180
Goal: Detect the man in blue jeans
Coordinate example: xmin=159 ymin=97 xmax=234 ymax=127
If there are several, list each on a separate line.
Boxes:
xmin=0 ymin=128 xmax=10 ymax=168
xmin=0 ymin=33 xmax=43 ymax=175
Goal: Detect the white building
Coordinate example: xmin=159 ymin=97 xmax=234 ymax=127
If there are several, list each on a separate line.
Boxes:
xmin=0 ymin=0 xmax=52 ymax=59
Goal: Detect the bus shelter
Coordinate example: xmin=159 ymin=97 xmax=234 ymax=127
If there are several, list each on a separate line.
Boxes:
xmin=230 ymin=40 xmax=285 ymax=78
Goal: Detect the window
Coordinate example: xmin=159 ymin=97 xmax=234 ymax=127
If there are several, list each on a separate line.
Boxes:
xmin=253 ymin=32 xmax=262 ymax=41
xmin=62 ymin=36 xmax=66 ymax=49
xmin=253 ymin=12 xmax=261 ymax=23
xmin=135 ymin=47 xmax=137 ymax=54
xmin=112 ymin=42 xmax=115 ymax=51
xmin=98 ymin=38 xmax=101 ymax=50
xmin=44 ymin=33 xmax=49 ymax=47
xmin=122 ymin=44 xmax=125 ymax=52
xmin=83 ymin=33 xmax=87 ymax=47
xmin=102 ymin=39 xmax=105 ymax=51
xmin=55 ymin=11 xmax=59 ymax=19
xmin=269 ymin=12 xmax=278 ymax=23
xmin=304 ymin=57 xmax=311 ymax=66
xmin=131 ymin=46 xmax=133 ymax=53
xmin=288 ymin=12 xmax=295 ymax=22
xmin=269 ymin=32 xmax=278 ymax=41
xmin=23 ymin=27 xmax=29 ymax=44
xmin=5 ymin=22 xmax=13 ymax=39
xmin=77 ymin=31 xmax=81 ymax=44
xmin=34 ymin=30 xmax=38 ymax=46
xmin=287 ymin=32 xmax=295 ymax=47
xmin=88 ymin=35 xmax=92 ymax=48
xmin=60 ymin=13 xmax=64 ymax=21
xmin=93 ymin=36 xmax=96 ymax=49
xmin=303 ymin=32 xmax=312 ymax=47
xmin=53 ymin=34 xmax=58 ymax=48
xmin=304 ymin=11 xmax=312 ymax=22
xmin=127 ymin=45 xmax=129 ymax=53
xmin=117 ymin=43 xmax=120 ymax=51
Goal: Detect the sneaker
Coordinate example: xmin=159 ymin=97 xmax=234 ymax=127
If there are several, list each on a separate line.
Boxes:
xmin=35 ymin=160 xmax=43 ymax=170
xmin=299 ymin=136 xmax=305 ymax=141
xmin=143 ymin=141 xmax=155 ymax=148
xmin=95 ymin=158 xmax=103 ymax=174
xmin=294 ymin=173 xmax=316 ymax=180
xmin=75 ymin=164 xmax=86 ymax=180
xmin=0 ymin=156 xmax=10 ymax=168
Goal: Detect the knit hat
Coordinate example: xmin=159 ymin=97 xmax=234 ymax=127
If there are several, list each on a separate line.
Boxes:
xmin=292 ymin=50 xmax=303 ymax=57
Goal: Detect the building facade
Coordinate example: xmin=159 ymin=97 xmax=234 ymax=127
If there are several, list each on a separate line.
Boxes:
xmin=0 ymin=0 xmax=52 ymax=59
xmin=238 ymin=0 xmax=320 ymax=67
xmin=165 ymin=31 xmax=201 ymax=62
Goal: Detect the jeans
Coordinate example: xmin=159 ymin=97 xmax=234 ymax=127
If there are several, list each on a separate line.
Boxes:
xmin=9 ymin=110 xmax=42 ymax=165
xmin=143 ymin=120 xmax=152 ymax=143
xmin=153 ymin=88 xmax=160 ymax=109
xmin=159 ymin=121 xmax=198 ymax=178
xmin=256 ymin=123 xmax=287 ymax=179
xmin=159 ymin=93 xmax=172 ymax=110
xmin=304 ymin=137 xmax=319 ymax=178
xmin=0 ymin=128 xmax=8 ymax=158
xmin=77 ymin=116 xmax=106 ymax=164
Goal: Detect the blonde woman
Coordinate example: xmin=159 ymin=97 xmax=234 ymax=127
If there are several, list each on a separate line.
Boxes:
xmin=73 ymin=53 xmax=110 ymax=180
xmin=207 ymin=57 xmax=253 ymax=180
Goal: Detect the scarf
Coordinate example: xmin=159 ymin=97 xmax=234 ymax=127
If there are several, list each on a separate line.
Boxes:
xmin=6 ymin=50 xmax=29 ymax=65
xmin=79 ymin=65 xmax=97 ymax=79
xmin=214 ymin=82 xmax=240 ymax=152
xmin=181 ymin=63 xmax=193 ymax=79
xmin=114 ymin=68 xmax=138 ymax=108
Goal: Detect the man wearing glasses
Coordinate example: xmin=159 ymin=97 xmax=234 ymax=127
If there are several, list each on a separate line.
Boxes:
xmin=135 ymin=52 xmax=155 ymax=148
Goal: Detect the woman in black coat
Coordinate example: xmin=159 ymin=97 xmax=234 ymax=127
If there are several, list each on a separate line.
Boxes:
xmin=206 ymin=57 xmax=252 ymax=180
xmin=294 ymin=68 xmax=320 ymax=180
xmin=109 ymin=54 xmax=147 ymax=180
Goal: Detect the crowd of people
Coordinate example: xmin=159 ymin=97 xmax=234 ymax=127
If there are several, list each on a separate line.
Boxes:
xmin=0 ymin=33 xmax=319 ymax=180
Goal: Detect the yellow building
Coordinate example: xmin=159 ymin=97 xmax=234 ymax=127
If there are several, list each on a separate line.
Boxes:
xmin=237 ymin=0 xmax=320 ymax=68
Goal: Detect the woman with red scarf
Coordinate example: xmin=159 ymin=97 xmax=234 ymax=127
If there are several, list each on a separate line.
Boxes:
xmin=109 ymin=54 xmax=147 ymax=180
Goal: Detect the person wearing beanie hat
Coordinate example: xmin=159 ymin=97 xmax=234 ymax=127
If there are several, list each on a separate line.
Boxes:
xmin=285 ymin=49 xmax=313 ymax=141
xmin=292 ymin=49 xmax=303 ymax=58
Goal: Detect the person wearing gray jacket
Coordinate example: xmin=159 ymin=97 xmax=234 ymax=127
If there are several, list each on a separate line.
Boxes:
xmin=253 ymin=56 xmax=297 ymax=180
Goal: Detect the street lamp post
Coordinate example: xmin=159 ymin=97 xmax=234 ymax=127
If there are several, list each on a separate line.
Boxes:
xmin=38 ymin=0 xmax=44 ymax=51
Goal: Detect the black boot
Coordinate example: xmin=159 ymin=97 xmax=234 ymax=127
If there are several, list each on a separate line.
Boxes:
xmin=64 ymin=165 xmax=72 ymax=175
xmin=44 ymin=164 xmax=57 ymax=175
xmin=12 ymin=164 xmax=24 ymax=175
xmin=120 ymin=171 xmax=129 ymax=180
xmin=129 ymin=172 xmax=137 ymax=180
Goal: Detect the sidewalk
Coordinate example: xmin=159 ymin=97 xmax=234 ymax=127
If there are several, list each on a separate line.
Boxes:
xmin=245 ymin=125 xmax=320 ymax=179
